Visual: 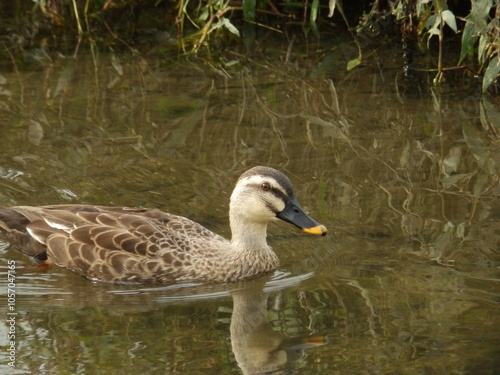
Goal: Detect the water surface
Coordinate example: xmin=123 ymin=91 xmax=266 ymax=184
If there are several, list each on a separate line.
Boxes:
xmin=0 ymin=51 xmax=499 ymax=374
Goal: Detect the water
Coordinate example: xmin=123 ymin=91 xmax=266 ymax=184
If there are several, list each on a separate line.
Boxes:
xmin=0 ymin=50 xmax=499 ymax=374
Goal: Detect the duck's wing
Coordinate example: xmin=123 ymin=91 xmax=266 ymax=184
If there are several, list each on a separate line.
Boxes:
xmin=0 ymin=206 xmax=49 ymax=260
xmin=5 ymin=205 xmax=227 ymax=283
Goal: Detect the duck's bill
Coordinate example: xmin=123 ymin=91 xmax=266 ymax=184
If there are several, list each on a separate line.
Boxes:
xmin=302 ymin=225 xmax=328 ymax=236
xmin=276 ymin=197 xmax=327 ymax=236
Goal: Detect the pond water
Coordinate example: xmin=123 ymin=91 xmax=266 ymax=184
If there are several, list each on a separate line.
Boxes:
xmin=0 ymin=47 xmax=499 ymax=374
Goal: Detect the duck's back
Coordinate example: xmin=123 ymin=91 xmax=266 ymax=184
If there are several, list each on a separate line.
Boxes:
xmin=0 ymin=205 xmax=228 ymax=283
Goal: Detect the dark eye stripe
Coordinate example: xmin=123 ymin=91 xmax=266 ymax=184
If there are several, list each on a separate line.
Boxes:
xmin=250 ymin=183 xmax=287 ymax=201
xmin=269 ymin=187 xmax=287 ymax=200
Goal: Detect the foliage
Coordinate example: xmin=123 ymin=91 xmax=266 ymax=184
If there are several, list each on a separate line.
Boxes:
xmin=1 ymin=1 xmax=499 ymax=92
xmin=458 ymin=0 xmax=500 ymax=92
xmin=420 ymin=0 xmax=499 ymax=91
xmin=175 ymin=0 xmax=499 ymax=91
xmin=175 ymin=0 xmax=338 ymax=51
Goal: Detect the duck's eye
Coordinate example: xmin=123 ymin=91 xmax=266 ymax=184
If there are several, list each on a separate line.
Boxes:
xmin=261 ymin=182 xmax=271 ymax=191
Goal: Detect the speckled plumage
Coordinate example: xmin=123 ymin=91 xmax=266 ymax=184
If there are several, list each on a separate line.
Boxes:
xmin=0 ymin=167 xmax=327 ymax=284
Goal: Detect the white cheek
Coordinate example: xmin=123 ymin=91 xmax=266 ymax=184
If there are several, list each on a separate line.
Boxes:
xmin=245 ymin=196 xmax=274 ymax=219
xmin=249 ymin=195 xmax=286 ymax=222
xmin=273 ymin=198 xmax=285 ymax=212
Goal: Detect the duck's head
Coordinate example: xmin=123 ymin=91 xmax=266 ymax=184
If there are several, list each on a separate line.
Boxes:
xmin=230 ymin=166 xmax=327 ymax=236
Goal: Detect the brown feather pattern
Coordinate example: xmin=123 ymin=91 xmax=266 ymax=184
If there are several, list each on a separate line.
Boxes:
xmin=0 ymin=167 xmax=327 ymax=284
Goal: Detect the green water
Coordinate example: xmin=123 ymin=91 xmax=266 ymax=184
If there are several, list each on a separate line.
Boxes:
xmin=0 ymin=52 xmax=499 ymax=374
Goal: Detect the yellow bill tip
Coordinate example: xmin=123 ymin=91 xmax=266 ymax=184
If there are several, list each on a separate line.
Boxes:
xmin=301 ymin=335 xmax=327 ymax=346
xmin=302 ymin=224 xmax=328 ymax=236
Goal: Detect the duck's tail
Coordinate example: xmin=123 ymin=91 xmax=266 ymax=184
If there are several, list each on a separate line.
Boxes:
xmin=0 ymin=206 xmax=48 ymax=261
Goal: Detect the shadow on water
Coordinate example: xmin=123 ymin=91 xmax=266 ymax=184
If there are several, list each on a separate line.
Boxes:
xmin=0 ymin=46 xmax=499 ymax=374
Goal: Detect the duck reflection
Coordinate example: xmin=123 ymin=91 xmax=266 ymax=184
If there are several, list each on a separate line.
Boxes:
xmin=230 ymin=285 xmax=325 ymax=375
xmin=1 ymin=265 xmax=325 ymax=374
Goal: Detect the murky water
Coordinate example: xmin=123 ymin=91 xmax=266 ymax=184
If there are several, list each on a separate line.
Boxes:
xmin=0 ymin=50 xmax=499 ymax=374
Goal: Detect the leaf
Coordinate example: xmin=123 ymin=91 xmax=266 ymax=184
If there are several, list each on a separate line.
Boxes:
xmin=221 ymin=17 xmax=240 ymax=37
xmin=224 ymin=59 xmax=240 ymax=67
xmin=424 ymin=13 xmax=442 ymax=48
xmin=0 ymin=87 xmax=12 ymax=97
xmin=242 ymin=0 xmax=256 ymax=21
xmin=299 ymin=114 xmax=346 ymax=139
xmin=458 ymin=0 xmax=493 ymax=64
xmin=400 ymin=140 xmax=411 ymax=167
xmin=456 ymin=222 xmax=466 ymax=240
xmin=478 ymin=33 xmax=490 ymax=64
xmin=28 ymin=120 xmax=44 ymax=146
xmin=198 ymin=8 xmax=209 ymax=22
xmin=310 ymin=0 xmax=320 ymax=36
xmin=459 ymin=21 xmax=479 ymax=64
xmin=473 ymin=171 xmax=488 ymax=197
xmin=441 ymin=173 xmax=471 ymax=189
xmin=442 ymin=145 xmax=462 ymax=175
xmin=328 ymin=79 xmax=340 ymax=115
xmin=54 ymin=64 xmax=75 ymax=97
xmin=482 ymin=57 xmax=500 ymax=93
xmin=472 ymin=0 xmax=493 ymax=19
xmin=328 ymin=0 xmax=336 ymax=17
xmin=111 ymin=54 xmax=123 ymax=76
xmin=428 ymin=27 xmax=441 ymax=36
xmin=441 ymin=10 xmax=457 ymax=33
xmin=462 ymin=121 xmax=492 ymax=173
xmin=416 ymin=0 xmax=431 ymax=17
xmin=347 ymin=57 xmax=361 ymax=70
xmin=427 ymin=26 xmax=441 ymax=49
xmin=480 ymin=96 xmax=500 ymax=130
xmin=424 ymin=13 xmax=438 ymax=30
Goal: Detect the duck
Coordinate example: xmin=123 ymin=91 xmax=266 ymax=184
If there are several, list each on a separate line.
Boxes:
xmin=0 ymin=166 xmax=327 ymax=284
